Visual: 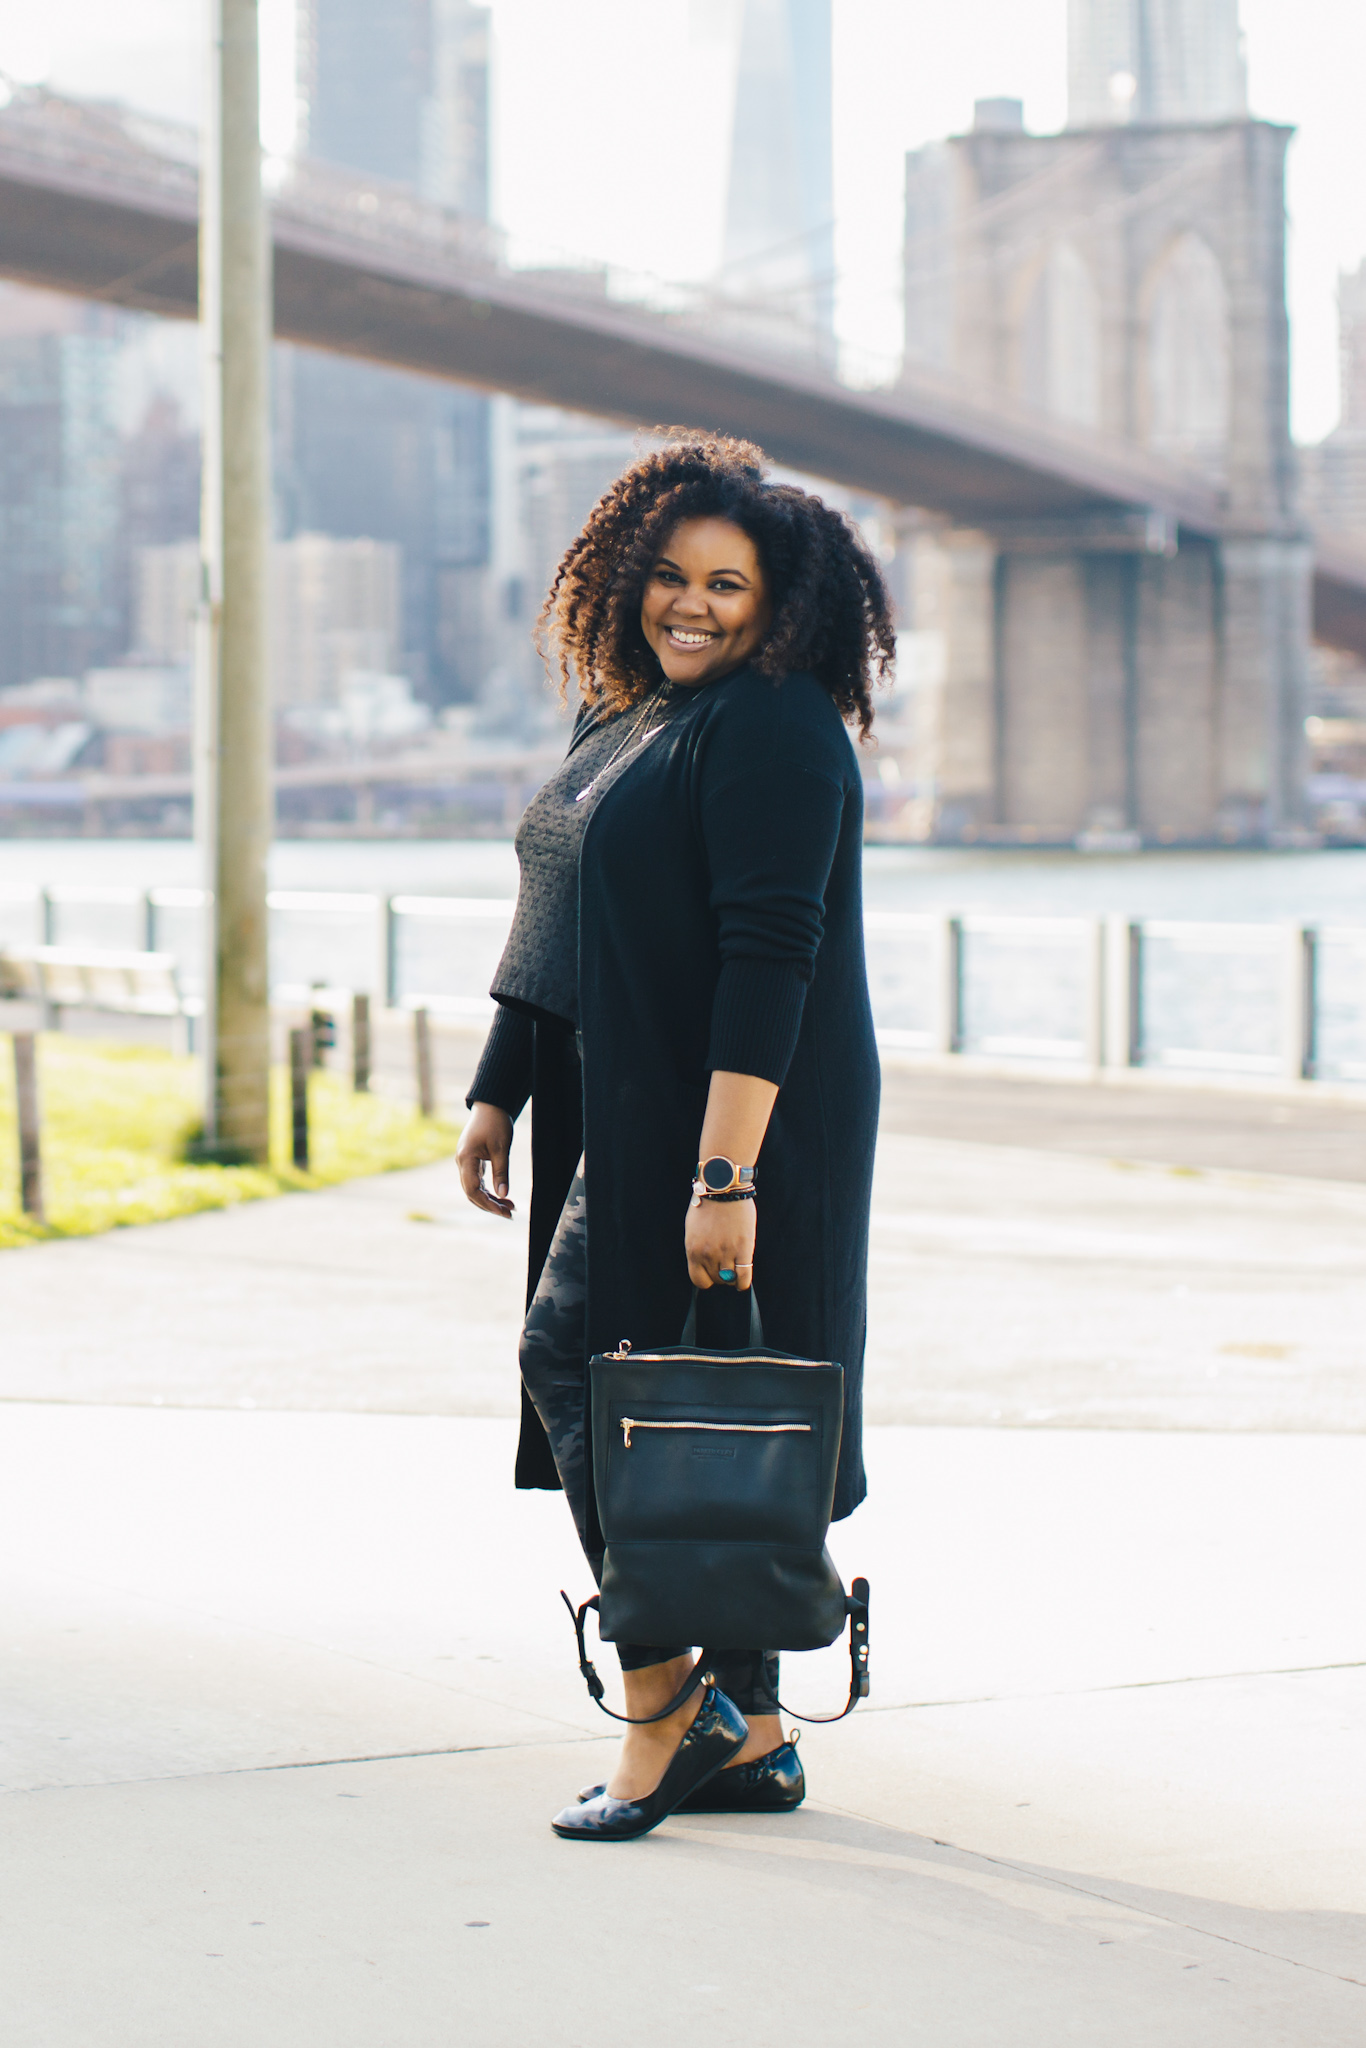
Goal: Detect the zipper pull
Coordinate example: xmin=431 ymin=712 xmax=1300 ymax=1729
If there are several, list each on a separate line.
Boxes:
xmin=607 ymin=1339 xmax=633 ymax=1360
xmin=621 ymin=1419 xmax=634 ymax=1447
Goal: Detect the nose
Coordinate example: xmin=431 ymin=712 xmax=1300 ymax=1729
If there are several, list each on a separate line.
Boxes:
xmin=671 ymin=585 xmax=709 ymax=617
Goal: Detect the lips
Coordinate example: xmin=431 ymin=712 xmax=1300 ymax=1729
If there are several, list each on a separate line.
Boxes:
xmin=666 ymin=627 xmax=716 ymax=648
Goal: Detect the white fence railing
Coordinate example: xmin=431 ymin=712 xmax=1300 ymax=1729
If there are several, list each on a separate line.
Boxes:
xmin=2 ymin=885 xmax=1362 ymax=1085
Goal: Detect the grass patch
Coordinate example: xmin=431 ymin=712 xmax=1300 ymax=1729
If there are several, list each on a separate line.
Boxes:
xmin=0 ymin=1036 xmax=461 ymax=1250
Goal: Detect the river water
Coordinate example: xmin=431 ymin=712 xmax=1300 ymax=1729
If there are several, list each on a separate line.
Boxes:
xmin=3 ymin=837 xmax=1365 ymax=921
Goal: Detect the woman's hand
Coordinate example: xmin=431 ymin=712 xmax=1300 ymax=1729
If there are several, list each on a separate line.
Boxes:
xmin=685 ymin=1068 xmax=775 ymax=1289
xmin=457 ymin=1101 xmax=515 ymax=1218
xmin=686 ymin=1192 xmax=757 ymax=1290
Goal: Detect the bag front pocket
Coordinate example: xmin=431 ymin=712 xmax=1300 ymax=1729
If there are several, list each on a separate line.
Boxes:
xmin=603 ymin=1403 xmax=825 ymax=1546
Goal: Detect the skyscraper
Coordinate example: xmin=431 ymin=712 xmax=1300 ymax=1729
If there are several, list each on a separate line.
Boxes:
xmin=1067 ymin=0 xmax=1247 ymax=128
xmin=286 ymin=0 xmax=493 ymax=703
xmin=0 ymin=286 xmax=125 ymax=692
xmin=1302 ymin=264 xmax=1366 ymax=539
xmin=423 ymin=0 xmax=490 ymax=217
xmin=304 ymin=0 xmax=489 ymax=211
xmin=306 ymin=0 xmax=429 ymax=184
xmin=721 ymin=0 xmax=834 ymax=343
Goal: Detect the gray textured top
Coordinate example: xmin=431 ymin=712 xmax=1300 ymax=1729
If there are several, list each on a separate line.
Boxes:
xmin=490 ymin=690 xmax=678 ymax=1026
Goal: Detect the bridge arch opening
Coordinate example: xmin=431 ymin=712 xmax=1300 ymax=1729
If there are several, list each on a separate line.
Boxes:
xmin=1144 ymin=229 xmax=1230 ymax=473
xmin=1018 ymin=238 xmax=1102 ymax=431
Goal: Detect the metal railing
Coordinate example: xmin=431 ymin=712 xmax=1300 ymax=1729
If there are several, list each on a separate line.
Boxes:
xmin=863 ymin=910 xmax=1350 ymax=1082
xmin=3 ymin=884 xmax=1364 ymax=1085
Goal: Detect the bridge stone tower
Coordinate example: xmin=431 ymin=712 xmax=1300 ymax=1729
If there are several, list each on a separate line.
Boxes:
xmin=898 ymin=2 xmax=1310 ymax=846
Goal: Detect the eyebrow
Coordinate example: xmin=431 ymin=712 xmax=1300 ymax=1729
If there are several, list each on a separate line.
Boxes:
xmin=655 ymin=556 xmax=753 ymax=582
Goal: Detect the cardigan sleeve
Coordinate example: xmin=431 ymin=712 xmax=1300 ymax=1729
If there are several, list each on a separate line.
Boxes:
xmin=699 ymin=684 xmax=848 ymax=1086
xmin=466 ymin=1001 xmax=534 ymax=1116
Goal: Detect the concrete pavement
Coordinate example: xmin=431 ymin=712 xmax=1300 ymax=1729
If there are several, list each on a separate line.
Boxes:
xmin=2 ymin=1129 xmax=1364 ymax=1429
xmin=1 ymin=1404 xmax=1363 ymax=2043
xmin=2 ymin=1108 xmax=1365 ymax=2042
xmin=879 ymin=1062 xmax=1366 ymax=1183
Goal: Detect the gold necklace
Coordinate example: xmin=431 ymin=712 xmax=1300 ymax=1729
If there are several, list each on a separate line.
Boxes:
xmin=573 ymin=686 xmax=673 ymax=804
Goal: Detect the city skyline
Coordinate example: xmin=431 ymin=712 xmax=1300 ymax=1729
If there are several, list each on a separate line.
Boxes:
xmin=1 ymin=0 xmax=1363 ymax=441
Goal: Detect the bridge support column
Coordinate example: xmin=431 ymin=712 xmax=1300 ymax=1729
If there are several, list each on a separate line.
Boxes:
xmin=902 ymin=515 xmax=1314 ymax=847
xmin=902 ymin=528 xmax=999 ymax=839
xmin=1214 ymin=536 xmax=1314 ymax=841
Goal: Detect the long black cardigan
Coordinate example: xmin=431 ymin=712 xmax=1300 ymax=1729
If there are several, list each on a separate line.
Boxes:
xmin=468 ymin=664 xmax=880 ymax=1522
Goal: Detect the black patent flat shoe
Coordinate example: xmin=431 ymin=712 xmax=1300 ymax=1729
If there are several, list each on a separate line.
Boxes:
xmin=576 ymin=1737 xmax=805 ymax=1814
xmin=678 ymin=1738 xmax=805 ymax=1812
xmin=551 ymin=1685 xmax=747 ymax=1842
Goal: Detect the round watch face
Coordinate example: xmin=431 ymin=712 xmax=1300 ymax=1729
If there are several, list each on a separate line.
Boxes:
xmin=700 ymin=1156 xmax=735 ymax=1192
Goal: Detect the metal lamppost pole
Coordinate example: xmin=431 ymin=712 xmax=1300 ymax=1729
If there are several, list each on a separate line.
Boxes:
xmin=197 ymin=0 xmax=272 ymax=1161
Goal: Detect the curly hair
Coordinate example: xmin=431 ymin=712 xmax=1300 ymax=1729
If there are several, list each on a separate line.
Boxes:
xmin=536 ymin=431 xmax=896 ymax=739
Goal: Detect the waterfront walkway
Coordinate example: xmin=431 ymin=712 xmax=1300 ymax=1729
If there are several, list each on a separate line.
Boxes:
xmin=2 ymin=1076 xmax=1363 ymax=2043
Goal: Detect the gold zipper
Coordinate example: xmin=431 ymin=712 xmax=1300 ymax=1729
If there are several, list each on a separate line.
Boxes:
xmin=619 ymin=1418 xmax=812 ymax=1449
xmin=606 ymin=1347 xmax=832 ymax=1369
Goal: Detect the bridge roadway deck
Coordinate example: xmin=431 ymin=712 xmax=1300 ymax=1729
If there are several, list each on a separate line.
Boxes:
xmin=6 ymin=87 xmax=1366 ymax=651
xmin=7 ymin=85 xmax=1365 ymax=657
xmin=0 ymin=92 xmax=1291 ymax=525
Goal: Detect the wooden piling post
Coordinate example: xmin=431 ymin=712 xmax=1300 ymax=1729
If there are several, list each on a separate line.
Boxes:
xmin=352 ymin=992 xmax=371 ymax=1093
xmin=13 ymin=1033 xmax=44 ymax=1222
xmin=414 ymin=1006 xmax=435 ymax=1117
xmin=289 ymin=1026 xmax=310 ymax=1168
xmin=308 ymin=985 xmax=333 ymax=1068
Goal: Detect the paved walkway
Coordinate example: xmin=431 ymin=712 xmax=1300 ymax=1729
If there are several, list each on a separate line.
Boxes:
xmin=880 ymin=1063 xmax=1366 ymax=1183
xmin=3 ymin=1131 xmax=1364 ymax=1429
xmin=2 ymin=1405 xmax=1362 ymax=2044
xmin=2 ymin=1108 xmax=1364 ymax=2042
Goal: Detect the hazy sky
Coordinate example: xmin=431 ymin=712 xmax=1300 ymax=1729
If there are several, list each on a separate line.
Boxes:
xmin=1 ymin=0 xmax=1364 ymax=440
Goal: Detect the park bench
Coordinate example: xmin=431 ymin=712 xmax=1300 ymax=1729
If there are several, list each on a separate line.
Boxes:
xmin=0 ymin=945 xmax=198 ymax=1048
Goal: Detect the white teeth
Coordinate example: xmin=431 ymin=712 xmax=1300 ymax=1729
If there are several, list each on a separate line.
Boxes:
xmin=669 ymin=630 xmax=712 ymax=645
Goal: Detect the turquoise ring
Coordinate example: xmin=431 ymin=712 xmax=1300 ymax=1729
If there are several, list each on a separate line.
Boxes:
xmin=718 ymin=1268 xmax=737 ymax=1285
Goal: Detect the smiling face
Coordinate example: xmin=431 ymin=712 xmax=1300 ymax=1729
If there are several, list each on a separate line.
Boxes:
xmin=639 ymin=517 xmax=773 ymax=687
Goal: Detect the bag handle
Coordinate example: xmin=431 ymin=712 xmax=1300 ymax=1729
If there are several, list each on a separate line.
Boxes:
xmin=679 ymin=1285 xmax=764 ymax=1348
xmin=775 ymin=1579 xmax=870 ymax=1724
xmin=560 ymin=1593 xmax=712 ymax=1723
xmin=560 ymin=1577 xmax=870 ymax=1725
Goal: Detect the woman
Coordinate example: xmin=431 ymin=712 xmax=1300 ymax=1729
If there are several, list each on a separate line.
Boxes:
xmin=457 ymin=432 xmax=892 ymax=1841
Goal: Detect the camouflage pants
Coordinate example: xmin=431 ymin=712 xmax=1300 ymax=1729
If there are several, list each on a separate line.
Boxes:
xmin=519 ymin=1161 xmax=780 ymax=1716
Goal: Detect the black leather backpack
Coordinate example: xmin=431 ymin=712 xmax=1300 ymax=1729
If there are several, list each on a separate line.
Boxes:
xmin=563 ymin=1292 xmax=870 ymax=1725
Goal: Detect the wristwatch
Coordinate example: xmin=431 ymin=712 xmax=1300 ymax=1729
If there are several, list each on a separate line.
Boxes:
xmin=694 ymin=1156 xmax=757 ymax=1196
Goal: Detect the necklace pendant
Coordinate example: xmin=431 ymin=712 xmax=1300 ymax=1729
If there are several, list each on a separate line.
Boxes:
xmin=574 ymin=786 xmax=592 ymax=803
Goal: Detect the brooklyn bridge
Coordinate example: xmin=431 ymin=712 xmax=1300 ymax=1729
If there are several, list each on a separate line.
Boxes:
xmin=3 ymin=78 xmax=1363 ymax=844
